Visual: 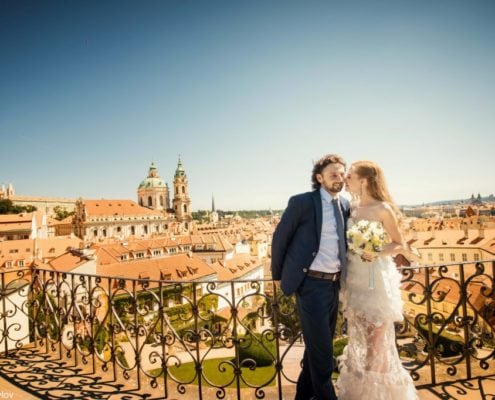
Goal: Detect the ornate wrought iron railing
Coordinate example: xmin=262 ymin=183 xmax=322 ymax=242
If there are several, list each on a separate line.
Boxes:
xmin=0 ymin=261 xmax=494 ymax=399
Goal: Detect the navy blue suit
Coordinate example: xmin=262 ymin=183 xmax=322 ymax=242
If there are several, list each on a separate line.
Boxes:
xmin=271 ymin=189 xmax=349 ymax=400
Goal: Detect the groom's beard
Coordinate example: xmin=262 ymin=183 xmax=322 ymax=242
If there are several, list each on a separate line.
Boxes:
xmin=324 ymin=182 xmax=344 ymax=194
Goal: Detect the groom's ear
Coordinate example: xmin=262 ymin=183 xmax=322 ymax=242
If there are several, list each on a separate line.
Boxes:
xmin=316 ymin=174 xmax=323 ymax=184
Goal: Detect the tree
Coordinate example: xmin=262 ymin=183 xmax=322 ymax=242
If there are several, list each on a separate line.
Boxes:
xmin=53 ymin=206 xmax=74 ymax=221
xmin=0 ymin=199 xmax=37 ymax=214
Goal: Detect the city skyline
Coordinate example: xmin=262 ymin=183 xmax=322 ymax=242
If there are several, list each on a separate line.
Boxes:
xmin=1 ymin=0 xmax=494 ymax=210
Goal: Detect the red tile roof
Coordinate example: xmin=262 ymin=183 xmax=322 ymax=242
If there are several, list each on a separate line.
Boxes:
xmin=83 ymin=200 xmax=163 ymax=217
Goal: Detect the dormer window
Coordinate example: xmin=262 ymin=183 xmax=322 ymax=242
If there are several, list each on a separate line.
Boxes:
xmin=5 ymin=261 xmax=12 ymax=268
xmin=187 ymin=266 xmax=198 ymax=275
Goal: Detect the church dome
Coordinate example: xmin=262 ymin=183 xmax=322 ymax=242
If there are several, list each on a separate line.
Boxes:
xmin=138 ymin=162 xmax=167 ymax=189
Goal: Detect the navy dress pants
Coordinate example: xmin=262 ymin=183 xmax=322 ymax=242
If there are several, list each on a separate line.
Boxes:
xmin=295 ymin=276 xmax=339 ymax=400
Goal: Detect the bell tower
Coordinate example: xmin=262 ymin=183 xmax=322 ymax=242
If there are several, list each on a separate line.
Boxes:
xmin=172 ymin=156 xmax=192 ymax=224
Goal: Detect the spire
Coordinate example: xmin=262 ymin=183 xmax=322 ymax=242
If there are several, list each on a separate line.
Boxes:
xmin=212 ymin=195 xmax=215 ymax=212
xmin=7 ymin=183 xmax=14 ymax=197
xmin=175 ymin=155 xmax=186 ymax=178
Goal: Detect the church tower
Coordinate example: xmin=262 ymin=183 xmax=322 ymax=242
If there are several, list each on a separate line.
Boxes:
xmin=210 ymin=194 xmax=219 ymax=224
xmin=172 ymin=156 xmax=192 ymax=224
xmin=137 ymin=162 xmax=170 ymax=210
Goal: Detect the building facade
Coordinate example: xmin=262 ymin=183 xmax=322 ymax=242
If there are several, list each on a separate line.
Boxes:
xmin=72 ymin=199 xmax=169 ymax=242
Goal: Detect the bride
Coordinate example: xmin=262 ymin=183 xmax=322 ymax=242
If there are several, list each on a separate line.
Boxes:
xmin=336 ymin=160 xmax=418 ymax=400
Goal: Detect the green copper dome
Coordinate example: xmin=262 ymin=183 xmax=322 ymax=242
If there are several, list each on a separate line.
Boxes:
xmin=138 ymin=162 xmax=167 ymax=189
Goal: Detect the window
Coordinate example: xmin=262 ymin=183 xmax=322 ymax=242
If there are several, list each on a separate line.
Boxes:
xmin=427 ymin=253 xmax=433 ymax=261
xmin=131 ymin=226 xmax=135 ymax=235
xmin=462 ymin=253 xmax=467 ymax=262
xmin=153 ymin=250 xmax=161 ymax=256
xmin=120 ymin=255 xmax=128 ymax=261
xmin=103 ymin=229 xmax=107 ymax=237
xmin=474 ymin=253 xmax=480 ymax=261
xmin=136 ymin=252 xmax=145 ymax=259
xmin=450 ymin=253 xmax=455 ymax=262
xmin=182 ymin=186 xmax=185 ymax=194
xmin=5 ymin=261 xmax=12 ymax=268
xmin=169 ymin=247 xmax=177 ymax=254
xmin=148 ymin=196 xmax=153 ymax=207
xmin=9 ymin=249 xmax=19 ymax=254
xmin=18 ymin=260 xmax=24 ymax=267
xmin=144 ymin=225 xmax=148 ymax=234
xmin=439 ymin=253 xmax=444 ymax=262
xmin=160 ymin=196 xmax=164 ymax=206
xmin=94 ymin=230 xmax=98 ymax=237
xmin=117 ymin=227 xmax=122 ymax=233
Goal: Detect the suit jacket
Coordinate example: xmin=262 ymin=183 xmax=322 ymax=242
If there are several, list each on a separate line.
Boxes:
xmin=271 ymin=189 xmax=350 ymax=295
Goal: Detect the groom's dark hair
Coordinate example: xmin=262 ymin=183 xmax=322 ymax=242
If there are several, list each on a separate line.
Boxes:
xmin=311 ymin=154 xmax=346 ymax=190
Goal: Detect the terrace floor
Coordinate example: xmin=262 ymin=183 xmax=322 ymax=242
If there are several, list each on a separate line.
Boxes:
xmin=0 ymin=347 xmax=494 ymax=399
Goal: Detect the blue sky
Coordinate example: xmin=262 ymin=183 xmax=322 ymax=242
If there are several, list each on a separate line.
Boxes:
xmin=1 ymin=0 xmax=494 ymax=210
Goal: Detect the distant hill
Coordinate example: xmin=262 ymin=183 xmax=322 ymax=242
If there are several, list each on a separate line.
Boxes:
xmin=403 ymin=194 xmax=495 ymax=207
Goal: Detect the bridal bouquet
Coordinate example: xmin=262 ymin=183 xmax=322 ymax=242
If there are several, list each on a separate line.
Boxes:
xmin=347 ymin=220 xmax=386 ymax=289
xmin=347 ymin=220 xmax=385 ymax=256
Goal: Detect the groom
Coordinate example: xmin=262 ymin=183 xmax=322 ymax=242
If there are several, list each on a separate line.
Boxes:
xmin=271 ymin=154 xmax=349 ymax=400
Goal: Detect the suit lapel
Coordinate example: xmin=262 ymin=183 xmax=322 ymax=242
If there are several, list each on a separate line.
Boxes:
xmin=338 ymin=195 xmax=349 ymax=232
xmin=312 ymin=190 xmax=323 ymax=244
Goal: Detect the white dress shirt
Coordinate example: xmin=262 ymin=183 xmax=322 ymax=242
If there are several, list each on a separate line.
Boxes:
xmin=309 ymin=187 xmax=341 ymax=274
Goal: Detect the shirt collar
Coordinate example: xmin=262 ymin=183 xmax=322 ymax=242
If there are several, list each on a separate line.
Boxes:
xmin=319 ymin=187 xmax=339 ymax=204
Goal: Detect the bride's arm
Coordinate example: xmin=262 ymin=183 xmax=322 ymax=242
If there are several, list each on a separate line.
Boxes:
xmin=378 ymin=203 xmax=404 ymax=256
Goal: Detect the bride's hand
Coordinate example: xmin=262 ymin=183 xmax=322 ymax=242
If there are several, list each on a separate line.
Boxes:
xmin=361 ymin=251 xmax=377 ymax=262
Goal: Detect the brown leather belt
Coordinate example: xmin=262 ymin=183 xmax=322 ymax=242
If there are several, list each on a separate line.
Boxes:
xmin=306 ymin=270 xmax=341 ymax=281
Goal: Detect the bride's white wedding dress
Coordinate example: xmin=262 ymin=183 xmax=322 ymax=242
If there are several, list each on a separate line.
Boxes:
xmin=336 ymin=218 xmax=418 ymax=400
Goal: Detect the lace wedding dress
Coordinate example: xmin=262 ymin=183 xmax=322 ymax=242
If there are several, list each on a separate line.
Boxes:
xmin=336 ymin=219 xmax=418 ymax=400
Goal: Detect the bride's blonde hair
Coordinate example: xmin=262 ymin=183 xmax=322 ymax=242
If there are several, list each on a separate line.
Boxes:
xmin=352 ymin=160 xmax=402 ymax=221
